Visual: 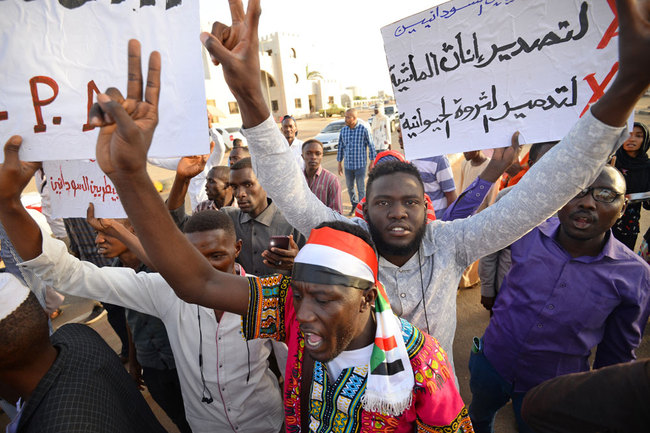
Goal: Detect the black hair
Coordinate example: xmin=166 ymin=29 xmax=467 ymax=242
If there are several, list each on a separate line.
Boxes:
xmin=0 ymin=291 xmax=50 ymax=370
xmin=366 ymin=160 xmax=424 ymax=200
xmin=314 ymin=220 xmax=377 ymax=255
xmin=232 ymin=138 xmax=244 ymax=147
xmin=230 ymin=157 xmax=253 ymax=171
xmin=302 ymin=139 xmax=324 ymax=152
xmin=183 ymin=209 xmax=236 ymax=238
xmin=208 ymin=165 xmax=230 ymax=182
xmin=529 ymin=140 xmax=560 ymax=164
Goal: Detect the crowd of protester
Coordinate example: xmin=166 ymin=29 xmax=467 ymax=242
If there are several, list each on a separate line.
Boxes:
xmin=1 ymin=0 xmax=650 ymax=432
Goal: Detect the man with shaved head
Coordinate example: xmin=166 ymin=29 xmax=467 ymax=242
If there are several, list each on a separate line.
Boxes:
xmin=468 ymin=166 xmax=650 ymax=432
xmin=0 ymin=273 xmax=165 ymax=433
xmin=337 ymin=108 xmax=376 ymax=215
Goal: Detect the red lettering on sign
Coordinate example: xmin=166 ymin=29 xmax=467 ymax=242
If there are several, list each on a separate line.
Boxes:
xmin=82 ymin=80 xmax=101 ymax=132
xmin=0 ymin=112 xmax=7 ymax=121
xmin=29 ymin=76 xmax=59 ymax=133
xmin=580 ymin=62 xmax=619 ymax=117
xmin=597 ymin=0 xmax=619 ymax=49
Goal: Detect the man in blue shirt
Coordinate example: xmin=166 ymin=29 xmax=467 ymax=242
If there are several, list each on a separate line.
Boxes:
xmin=468 ymin=165 xmax=650 ymax=433
xmin=337 ymin=108 xmax=376 ymax=215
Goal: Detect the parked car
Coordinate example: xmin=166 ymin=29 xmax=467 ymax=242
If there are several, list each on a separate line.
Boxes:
xmin=318 ymin=104 xmax=346 ymax=117
xmin=212 ymin=126 xmax=247 ymax=149
xmin=313 ymin=120 xmax=345 ymax=153
xmin=383 ymin=104 xmax=399 ymax=132
xmin=313 ymin=118 xmax=371 ymax=154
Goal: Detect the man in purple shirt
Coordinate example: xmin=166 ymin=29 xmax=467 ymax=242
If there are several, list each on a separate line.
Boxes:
xmin=302 ymin=139 xmax=342 ymax=213
xmin=468 ymin=165 xmax=650 ymax=433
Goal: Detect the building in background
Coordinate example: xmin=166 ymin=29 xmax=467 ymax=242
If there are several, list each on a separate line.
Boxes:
xmin=203 ymin=29 xmax=353 ymax=125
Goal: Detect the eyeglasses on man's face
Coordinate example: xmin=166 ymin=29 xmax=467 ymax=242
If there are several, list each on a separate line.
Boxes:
xmin=572 ymin=186 xmax=623 ymax=203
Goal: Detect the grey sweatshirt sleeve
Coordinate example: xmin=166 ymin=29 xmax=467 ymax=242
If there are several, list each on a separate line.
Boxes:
xmin=438 ymin=110 xmax=627 ymax=267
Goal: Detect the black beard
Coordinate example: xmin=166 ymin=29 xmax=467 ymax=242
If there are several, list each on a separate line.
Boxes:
xmin=366 ymin=213 xmax=427 ymax=259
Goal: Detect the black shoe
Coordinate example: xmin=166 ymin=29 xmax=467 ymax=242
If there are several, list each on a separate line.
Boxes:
xmin=82 ymin=304 xmax=106 ymax=325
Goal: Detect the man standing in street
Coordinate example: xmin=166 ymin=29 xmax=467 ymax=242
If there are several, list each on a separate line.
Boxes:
xmin=337 ymin=108 xmax=376 ymax=215
xmin=281 ymin=115 xmax=304 ymax=169
xmin=302 ymin=139 xmax=342 ymax=213
xmin=371 ymin=105 xmax=390 ymax=152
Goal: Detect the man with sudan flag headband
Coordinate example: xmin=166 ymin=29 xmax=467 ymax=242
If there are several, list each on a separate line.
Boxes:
xmin=243 ymin=221 xmax=472 ymax=431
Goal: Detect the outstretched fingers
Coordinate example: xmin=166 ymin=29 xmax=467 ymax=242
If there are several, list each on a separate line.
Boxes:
xmin=127 ymin=39 xmax=143 ymax=101
xmin=229 ymin=0 xmax=246 ymax=24
xmin=145 ymin=50 xmax=161 ymax=108
xmin=244 ymin=0 xmax=261 ymax=42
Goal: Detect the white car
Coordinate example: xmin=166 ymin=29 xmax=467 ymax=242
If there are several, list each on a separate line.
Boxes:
xmin=212 ymin=126 xmax=247 ymax=149
xmin=313 ymin=119 xmax=371 ymax=154
xmin=313 ymin=120 xmax=345 ymax=153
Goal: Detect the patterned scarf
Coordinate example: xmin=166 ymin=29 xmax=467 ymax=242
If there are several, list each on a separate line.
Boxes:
xmin=293 ymin=226 xmax=414 ymax=416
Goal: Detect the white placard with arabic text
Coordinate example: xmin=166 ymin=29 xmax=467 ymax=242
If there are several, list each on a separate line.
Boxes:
xmin=43 ymin=160 xmax=127 ymax=219
xmin=0 ymin=0 xmax=209 ymax=162
xmin=382 ymin=0 xmax=622 ymax=159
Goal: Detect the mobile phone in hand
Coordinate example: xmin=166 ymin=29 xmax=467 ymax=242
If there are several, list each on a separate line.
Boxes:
xmin=269 ymin=235 xmax=290 ymax=250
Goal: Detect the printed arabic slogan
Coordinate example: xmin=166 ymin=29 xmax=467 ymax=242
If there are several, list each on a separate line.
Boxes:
xmin=381 ymin=0 xmax=623 ymax=160
xmin=0 ymin=0 xmax=208 ymax=162
xmin=42 ymin=160 xmax=127 ymax=219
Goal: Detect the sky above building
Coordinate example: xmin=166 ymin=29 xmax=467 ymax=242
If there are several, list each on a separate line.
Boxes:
xmin=199 ymin=0 xmax=447 ymax=97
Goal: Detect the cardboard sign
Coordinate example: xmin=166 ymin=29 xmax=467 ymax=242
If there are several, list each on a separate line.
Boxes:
xmin=381 ymin=0 xmax=622 ymax=159
xmin=43 ymin=160 xmax=127 ymax=218
xmin=0 ymin=0 xmax=209 ymax=162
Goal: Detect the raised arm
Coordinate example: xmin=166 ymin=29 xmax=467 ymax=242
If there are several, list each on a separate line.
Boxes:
xmin=88 ymin=40 xmax=249 ymax=315
xmin=442 ymin=132 xmax=520 ymax=220
xmin=166 ymin=154 xmax=208 ymax=211
xmin=0 ymin=137 xmax=43 ymax=261
xmin=444 ymin=0 xmax=650 ymax=265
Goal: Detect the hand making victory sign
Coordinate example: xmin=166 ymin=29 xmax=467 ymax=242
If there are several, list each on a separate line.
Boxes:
xmin=200 ymin=0 xmax=269 ymax=128
xmin=89 ymin=40 xmax=161 ymax=179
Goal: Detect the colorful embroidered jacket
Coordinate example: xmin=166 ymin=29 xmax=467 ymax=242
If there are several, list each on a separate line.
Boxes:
xmin=243 ymin=274 xmax=473 ymax=433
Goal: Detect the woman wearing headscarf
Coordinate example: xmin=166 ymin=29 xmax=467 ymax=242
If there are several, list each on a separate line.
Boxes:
xmin=612 ymin=121 xmax=650 ymax=250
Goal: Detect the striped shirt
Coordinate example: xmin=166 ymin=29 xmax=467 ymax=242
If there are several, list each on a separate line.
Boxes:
xmin=411 ymin=155 xmax=456 ymax=214
xmin=336 ymin=123 xmax=376 ymax=170
xmin=304 ymin=167 xmax=343 ymax=214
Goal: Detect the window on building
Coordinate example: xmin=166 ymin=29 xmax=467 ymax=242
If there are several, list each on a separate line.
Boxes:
xmin=266 ymin=49 xmax=273 ymax=56
xmin=290 ymin=48 xmax=297 ymax=58
xmin=271 ymin=100 xmax=279 ymax=111
xmin=295 ymin=98 xmax=302 ymax=109
xmin=294 ymin=74 xmax=299 ymax=84
xmin=228 ymin=101 xmax=240 ymax=114
xmin=328 ymin=96 xmax=335 ymax=104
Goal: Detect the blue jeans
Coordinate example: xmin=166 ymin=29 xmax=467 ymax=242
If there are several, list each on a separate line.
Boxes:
xmin=344 ymin=166 xmax=366 ymax=206
xmin=468 ymin=349 xmax=533 ymax=433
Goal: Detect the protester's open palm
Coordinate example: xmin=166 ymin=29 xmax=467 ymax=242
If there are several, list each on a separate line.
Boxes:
xmin=89 ymin=40 xmax=161 ymax=179
xmin=177 ymin=154 xmax=209 ymax=179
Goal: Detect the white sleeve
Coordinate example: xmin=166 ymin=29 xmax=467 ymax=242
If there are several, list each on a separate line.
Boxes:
xmin=19 ymin=225 xmax=176 ymax=318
